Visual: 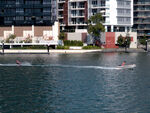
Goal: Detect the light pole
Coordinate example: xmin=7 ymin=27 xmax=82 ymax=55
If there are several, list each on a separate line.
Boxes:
xmin=125 ymin=38 xmax=127 ymax=52
xmin=2 ymin=42 xmax=4 ymax=54
xmin=146 ymin=40 xmax=148 ymax=51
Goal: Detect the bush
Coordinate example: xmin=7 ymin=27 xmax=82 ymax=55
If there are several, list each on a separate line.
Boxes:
xmin=11 ymin=45 xmax=47 ymax=49
xmin=5 ymin=34 xmax=16 ymax=43
xmin=56 ymin=46 xmax=69 ymax=49
xmin=139 ymin=35 xmax=147 ymax=45
xmin=117 ymin=34 xmax=131 ymax=47
xmin=64 ymin=40 xmax=83 ymax=46
xmin=24 ymin=38 xmax=32 ymax=43
xmin=82 ymin=46 xmax=101 ymax=49
xmin=139 ymin=38 xmax=147 ymax=45
xmin=58 ymin=32 xmax=66 ymax=40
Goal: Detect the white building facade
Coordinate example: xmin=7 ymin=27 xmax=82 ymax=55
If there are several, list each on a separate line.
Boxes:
xmin=57 ymin=0 xmax=133 ymax=32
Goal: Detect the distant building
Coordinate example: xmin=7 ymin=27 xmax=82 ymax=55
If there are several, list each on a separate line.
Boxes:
xmin=57 ymin=0 xmax=133 ymax=32
xmin=0 ymin=0 xmax=57 ymax=26
xmin=133 ymin=0 xmax=150 ymax=38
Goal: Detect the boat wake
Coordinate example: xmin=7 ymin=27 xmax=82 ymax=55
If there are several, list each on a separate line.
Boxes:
xmin=0 ymin=63 xmax=136 ymax=70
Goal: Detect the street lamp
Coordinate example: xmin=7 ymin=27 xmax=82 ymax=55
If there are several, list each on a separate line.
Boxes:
xmin=125 ymin=38 xmax=128 ymax=52
xmin=146 ymin=40 xmax=148 ymax=51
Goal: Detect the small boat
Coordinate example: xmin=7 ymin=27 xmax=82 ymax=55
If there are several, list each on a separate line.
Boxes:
xmin=117 ymin=64 xmax=136 ymax=69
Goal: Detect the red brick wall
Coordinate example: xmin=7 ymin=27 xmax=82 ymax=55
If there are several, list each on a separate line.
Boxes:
xmin=0 ymin=27 xmax=12 ymax=36
xmin=14 ymin=27 xmax=32 ymax=37
xmin=105 ymin=32 xmax=118 ymax=48
xmin=34 ymin=26 xmax=52 ymax=37
xmin=82 ymin=33 xmax=87 ymax=42
xmin=131 ymin=37 xmax=133 ymax=41
xmin=63 ymin=0 xmax=68 ymax=25
xmin=65 ymin=33 xmax=68 ymax=40
xmin=84 ymin=1 xmax=88 ymax=22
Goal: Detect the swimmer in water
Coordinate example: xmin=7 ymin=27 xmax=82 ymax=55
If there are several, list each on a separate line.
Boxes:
xmin=121 ymin=61 xmax=126 ymax=66
xmin=16 ymin=60 xmax=21 ymax=66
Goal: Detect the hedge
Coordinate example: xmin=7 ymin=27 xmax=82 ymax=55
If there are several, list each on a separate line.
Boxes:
xmin=82 ymin=46 xmax=101 ymax=49
xmin=56 ymin=46 xmax=69 ymax=49
xmin=11 ymin=45 xmax=47 ymax=49
xmin=64 ymin=40 xmax=83 ymax=46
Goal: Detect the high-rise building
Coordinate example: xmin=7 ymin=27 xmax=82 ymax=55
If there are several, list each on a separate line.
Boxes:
xmin=0 ymin=0 xmax=56 ymax=26
xmin=57 ymin=0 xmax=133 ymax=32
xmin=133 ymin=0 xmax=150 ymax=38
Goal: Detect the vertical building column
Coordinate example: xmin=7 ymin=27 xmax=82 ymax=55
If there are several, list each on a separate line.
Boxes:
xmin=84 ymin=1 xmax=88 ymax=23
xmin=111 ymin=25 xmax=114 ymax=32
xmin=129 ymin=27 xmax=132 ymax=32
xmin=32 ymin=25 xmax=34 ymax=37
xmin=125 ymin=26 xmax=127 ymax=33
xmin=12 ymin=25 xmax=14 ymax=34
xmin=105 ymin=26 xmax=108 ymax=32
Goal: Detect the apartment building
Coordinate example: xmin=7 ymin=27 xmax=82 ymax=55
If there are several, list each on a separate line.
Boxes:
xmin=134 ymin=0 xmax=150 ymax=38
xmin=0 ymin=0 xmax=56 ymax=26
xmin=57 ymin=0 xmax=133 ymax=32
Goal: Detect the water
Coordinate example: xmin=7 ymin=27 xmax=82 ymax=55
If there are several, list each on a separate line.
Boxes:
xmin=0 ymin=53 xmax=150 ymax=113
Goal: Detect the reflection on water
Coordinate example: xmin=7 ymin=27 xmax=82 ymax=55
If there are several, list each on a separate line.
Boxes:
xmin=0 ymin=53 xmax=150 ymax=113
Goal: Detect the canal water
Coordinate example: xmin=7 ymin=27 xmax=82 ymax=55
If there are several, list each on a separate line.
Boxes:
xmin=0 ymin=53 xmax=150 ymax=113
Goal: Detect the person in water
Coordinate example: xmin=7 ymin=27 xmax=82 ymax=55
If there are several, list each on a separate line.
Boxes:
xmin=16 ymin=60 xmax=21 ymax=66
xmin=121 ymin=61 xmax=126 ymax=66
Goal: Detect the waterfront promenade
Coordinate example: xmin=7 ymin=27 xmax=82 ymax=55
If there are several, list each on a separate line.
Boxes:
xmin=0 ymin=48 xmax=146 ymax=54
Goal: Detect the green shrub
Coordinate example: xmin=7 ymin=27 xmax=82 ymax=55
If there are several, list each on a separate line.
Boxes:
xmin=117 ymin=34 xmax=131 ymax=47
xmin=139 ymin=35 xmax=147 ymax=45
xmin=11 ymin=45 xmax=47 ymax=49
xmin=56 ymin=46 xmax=69 ymax=49
xmin=5 ymin=34 xmax=16 ymax=43
xmin=58 ymin=32 xmax=66 ymax=40
xmin=139 ymin=38 xmax=147 ymax=45
xmin=64 ymin=40 xmax=83 ymax=46
xmin=82 ymin=46 xmax=101 ymax=49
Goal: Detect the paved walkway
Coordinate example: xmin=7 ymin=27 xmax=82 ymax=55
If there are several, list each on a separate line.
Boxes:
xmin=1 ymin=49 xmax=102 ymax=54
xmin=0 ymin=48 xmax=147 ymax=54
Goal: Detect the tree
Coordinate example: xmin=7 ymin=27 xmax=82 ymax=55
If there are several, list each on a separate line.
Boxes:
xmin=58 ymin=32 xmax=66 ymax=40
xmin=6 ymin=34 xmax=16 ymax=43
xmin=87 ymin=13 xmax=105 ymax=45
xmin=125 ymin=33 xmax=131 ymax=48
xmin=117 ymin=35 xmax=124 ymax=47
xmin=117 ymin=34 xmax=131 ymax=51
xmin=139 ymin=34 xmax=147 ymax=45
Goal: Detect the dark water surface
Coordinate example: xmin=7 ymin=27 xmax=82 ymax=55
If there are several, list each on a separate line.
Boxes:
xmin=0 ymin=53 xmax=150 ymax=113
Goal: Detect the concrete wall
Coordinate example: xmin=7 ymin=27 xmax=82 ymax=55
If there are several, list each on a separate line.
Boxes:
xmin=67 ymin=33 xmax=82 ymax=41
xmin=101 ymin=32 xmax=137 ymax=48
xmin=67 ymin=32 xmax=87 ymax=42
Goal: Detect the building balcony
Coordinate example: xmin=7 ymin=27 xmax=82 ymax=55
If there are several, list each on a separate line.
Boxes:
xmin=117 ymin=14 xmax=131 ymax=17
xmin=137 ymin=33 xmax=150 ymax=36
xmin=58 ymin=0 xmax=65 ymax=3
xmin=58 ymin=15 xmax=64 ymax=19
xmin=70 ymin=6 xmax=85 ymax=10
xmin=137 ymin=28 xmax=150 ymax=30
xmin=58 ymin=8 xmax=64 ymax=11
xmin=70 ymin=14 xmax=85 ymax=18
xmin=134 ymin=16 xmax=150 ymax=18
xmin=90 ymin=5 xmax=109 ymax=9
xmin=134 ymin=22 xmax=150 ymax=24
xmin=117 ymin=7 xmax=131 ymax=9
xmin=69 ymin=22 xmax=87 ymax=26
xmin=134 ymin=3 xmax=150 ymax=6
xmin=134 ymin=10 xmax=150 ymax=12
